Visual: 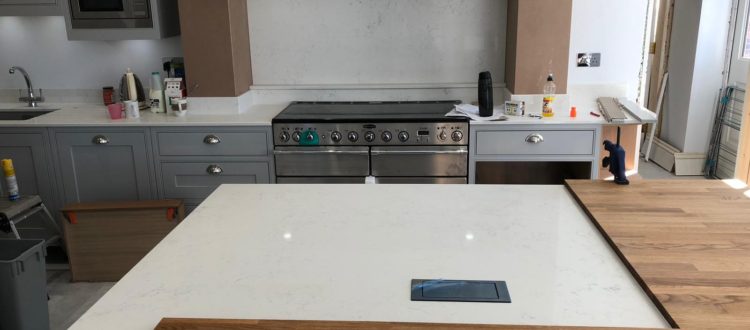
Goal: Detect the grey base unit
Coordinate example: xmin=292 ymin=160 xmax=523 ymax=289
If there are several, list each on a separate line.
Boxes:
xmin=52 ymin=129 xmax=156 ymax=204
xmin=469 ymin=124 xmax=602 ymax=184
xmin=161 ymin=162 xmax=270 ymax=202
xmin=152 ymin=127 xmax=275 ymax=209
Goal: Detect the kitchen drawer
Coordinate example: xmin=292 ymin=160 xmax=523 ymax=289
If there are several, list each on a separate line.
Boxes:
xmin=161 ymin=162 xmax=270 ymax=200
xmin=475 ymin=130 xmax=595 ymax=156
xmin=156 ymin=131 xmax=268 ymax=157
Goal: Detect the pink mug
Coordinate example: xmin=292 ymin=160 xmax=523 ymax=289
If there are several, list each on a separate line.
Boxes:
xmin=107 ymin=103 xmax=124 ymax=119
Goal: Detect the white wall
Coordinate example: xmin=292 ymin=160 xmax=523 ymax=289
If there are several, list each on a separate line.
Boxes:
xmin=568 ymin=0 xmax=650 ymax=100
xmin=662 ymin=0 xmax=732 ymax=153
xmin=247 ymin=0 xmax=507 ymax=86
xmin=0 ymin=16 xmax=182 ymax=90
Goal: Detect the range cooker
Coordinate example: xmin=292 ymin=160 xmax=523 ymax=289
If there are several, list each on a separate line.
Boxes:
xmin=272 ymin=101 xmax=469 ymax=184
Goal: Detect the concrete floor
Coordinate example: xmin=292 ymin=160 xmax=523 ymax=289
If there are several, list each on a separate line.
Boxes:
xmin=47 ymin=270 xmax=114 ymax=330
xmin=637 ymin=157 xmax=707 ymax=180
xmin=44 ymin=159 xmax=705 ymax=329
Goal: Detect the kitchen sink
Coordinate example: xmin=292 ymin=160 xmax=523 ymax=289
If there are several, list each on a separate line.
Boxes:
xmin=0 ymin=108 xmax=58 ymax=120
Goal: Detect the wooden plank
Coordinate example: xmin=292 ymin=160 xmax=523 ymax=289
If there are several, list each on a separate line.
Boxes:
xmin=155 ymin=319 xmax=657 ymax=330
xmin=61 ymin=199 xmax=183 ymax=213
xmin=565 ymin=180 xmax=750 ymax=330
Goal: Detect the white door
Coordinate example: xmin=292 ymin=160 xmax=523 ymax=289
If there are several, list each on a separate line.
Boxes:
xmin=720 ymin=0 xmax=749 ymax=178
xmin=728 ymin=0 xmax=750 ymax=87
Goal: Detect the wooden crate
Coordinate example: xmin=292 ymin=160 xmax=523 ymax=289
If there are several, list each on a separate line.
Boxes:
xmin=61 ymin=200 xmax=184 ymax=282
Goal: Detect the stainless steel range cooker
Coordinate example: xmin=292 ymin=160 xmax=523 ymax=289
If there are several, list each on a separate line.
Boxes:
xmin=272 ymin=101 xmax=469 ymax=184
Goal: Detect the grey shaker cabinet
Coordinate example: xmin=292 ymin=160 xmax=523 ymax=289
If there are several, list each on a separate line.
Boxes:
xmin=151 ymin=127 xmax=275 ymax=213
xmin=52 ymin=129 xmax=156 ymax=204
xmin=0 ymin=129 xmax=58 ymax=210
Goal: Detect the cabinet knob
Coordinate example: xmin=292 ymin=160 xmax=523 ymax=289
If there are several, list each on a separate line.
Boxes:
xmin=206 ymin=165 xmax=223 ymax=175
xmin=92 ymin=135 xmax=109 ymax=145
xmin=525 ymin=133 xmax=544 ymax=144
xmin=203 ymin=135 xmax=221 ymax=145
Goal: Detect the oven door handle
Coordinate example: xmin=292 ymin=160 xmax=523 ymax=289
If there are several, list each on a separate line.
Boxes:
xmin=370 ymin=147 xmax=468 ymax=155
xmin=274 ymin=149 xmax=369 ymax=155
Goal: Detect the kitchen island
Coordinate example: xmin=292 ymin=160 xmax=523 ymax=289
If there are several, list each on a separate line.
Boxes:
xmin=69 ymin=184 xmax=669 ymax=330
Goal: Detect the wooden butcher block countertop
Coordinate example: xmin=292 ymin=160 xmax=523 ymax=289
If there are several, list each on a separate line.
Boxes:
xmin=564 ymin=179 xmax=750 ymax=330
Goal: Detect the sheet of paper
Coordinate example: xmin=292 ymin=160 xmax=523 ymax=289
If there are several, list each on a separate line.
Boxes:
xmin=446 ymin=104 xmax=507 ymax=121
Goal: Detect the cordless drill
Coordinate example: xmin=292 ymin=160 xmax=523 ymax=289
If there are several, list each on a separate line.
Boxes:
xmin=602 ymin=127 xmax=629 ymax=185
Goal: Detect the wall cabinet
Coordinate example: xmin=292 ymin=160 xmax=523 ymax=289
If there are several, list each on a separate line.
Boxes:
xmin=0 ymin=0 xmax=61 ymax=16
xmin=52 ymin=129 xmax=156 ymax=204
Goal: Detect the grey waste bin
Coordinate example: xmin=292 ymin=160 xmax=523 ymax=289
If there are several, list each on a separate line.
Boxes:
xmin=0 ymin=239 xmax=49 ymax=330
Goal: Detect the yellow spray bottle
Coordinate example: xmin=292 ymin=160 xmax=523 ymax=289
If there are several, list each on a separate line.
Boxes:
xmin=2 ymin=159 xmax=20 ymax=201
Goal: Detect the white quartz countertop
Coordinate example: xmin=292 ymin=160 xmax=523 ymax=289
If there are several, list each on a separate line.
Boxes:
xmin=70 ymin=184 xmax=669 ymax=330
xmin=0 ymin=103 xmax=283 ymax=127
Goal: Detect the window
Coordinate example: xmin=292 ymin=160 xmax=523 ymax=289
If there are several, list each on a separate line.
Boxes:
xmin=743 ymin=3 xmax=750 ymax=58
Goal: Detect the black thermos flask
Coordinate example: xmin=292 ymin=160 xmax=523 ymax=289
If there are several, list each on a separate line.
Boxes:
xmin=478 ymin=71 xmax=493 ymax=117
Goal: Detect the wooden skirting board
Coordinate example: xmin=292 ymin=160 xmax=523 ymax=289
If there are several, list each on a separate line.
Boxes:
xmin=565 ymin=180 xmax=750 ymax=330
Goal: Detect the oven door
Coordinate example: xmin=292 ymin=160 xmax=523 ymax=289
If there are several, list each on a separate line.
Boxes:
xmin=375 ymin=177 xmax=467 ymax=184
xmin=274 ymin=146 xmax=370 ymax=177
xmin=70 ymin=0 xmax=149 ymax=20
xmin=371 ymin=146 xmax=468 ymax=177
xmin=276 ymin=177 xmax=366 ymax=184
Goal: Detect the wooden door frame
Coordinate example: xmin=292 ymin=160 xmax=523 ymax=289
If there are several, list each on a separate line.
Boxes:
xmin=646 ymin=0 xmax=675 ymax=137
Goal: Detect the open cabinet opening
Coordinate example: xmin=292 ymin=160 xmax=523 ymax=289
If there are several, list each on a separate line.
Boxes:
xmin=476 ymin=161 xmax=592 ymax=185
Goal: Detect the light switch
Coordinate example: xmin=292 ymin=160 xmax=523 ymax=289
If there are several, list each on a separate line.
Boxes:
xmin=577 ymin=53 xmax=601 ymax=67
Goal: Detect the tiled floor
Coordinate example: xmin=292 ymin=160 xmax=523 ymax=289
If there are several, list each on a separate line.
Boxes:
xmin=43 ymin=160 xmax=707 ymax=329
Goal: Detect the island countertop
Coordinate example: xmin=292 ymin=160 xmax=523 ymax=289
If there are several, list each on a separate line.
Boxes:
xmin=70 ymin=184 xmax=668 ymax=330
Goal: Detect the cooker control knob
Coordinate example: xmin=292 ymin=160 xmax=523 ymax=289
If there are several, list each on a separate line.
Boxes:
xmin=438 ymin=131 xmax=448 ymax=141
xmin=451 ymin=130 xmax=464 ymax=142
xmin=398 ymin=131 xmax=410 ymax=142
xmin=330 ymin=131 xmax=342 ymax=143
xmin=292 ymin=131 xmax=301 ymax=142
xmin=348 ymin=131 xmax=359 ymax=142
xmin=279 ymin=131 xmax=290 ymax=142
xmin=364 ymin=131 xmax=376 ymax=142
xmin=305 ymin=131 xmax=315 ymax=142
xmin=381 ymin=131 xmax=393 ymax=142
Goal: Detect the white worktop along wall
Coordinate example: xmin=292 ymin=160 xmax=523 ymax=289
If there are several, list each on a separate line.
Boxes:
xmin=247 ymin=0 xmax=507 ymax=86
xmin=0 ymin=16 xmax=182 ymax=90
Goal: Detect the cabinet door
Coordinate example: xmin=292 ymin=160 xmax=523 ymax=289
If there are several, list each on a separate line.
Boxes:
xmin=55 ymin=131 xmax=154 ymax=203
xmin=0 ymin=132 xmax=55 ymax=204
xmin=0 ymin=0 xmax=61 ymax=16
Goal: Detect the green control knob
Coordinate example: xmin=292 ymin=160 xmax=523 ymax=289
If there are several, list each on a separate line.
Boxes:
xmin=299 ymin=130 xmax=319 ymax=146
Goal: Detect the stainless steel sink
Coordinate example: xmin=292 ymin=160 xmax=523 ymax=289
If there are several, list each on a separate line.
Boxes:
xmin=0 ymin=108 xmax=58 ymax=120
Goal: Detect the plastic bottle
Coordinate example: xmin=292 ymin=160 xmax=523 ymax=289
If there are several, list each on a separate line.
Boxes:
xmin=570 ymin=106 xmax=577 ymax=118
xmin=149 ymin=72 xmax=166 ymax=114
xmin=542 ymin=74 xmax=556 ymax=118
xmin=2 ymin=159 xmax=20 ymax=201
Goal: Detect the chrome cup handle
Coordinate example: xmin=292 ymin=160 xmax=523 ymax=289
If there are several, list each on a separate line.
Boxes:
xmin=203 ymin=135 xmax=221 ymax=145
xmin=92 ymin=135 xmax=109 ymax=145
xmin=525 ymin=133 xmax=544 ymax=144
xmin=206 ymin=165 xmax=223 ymax=175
